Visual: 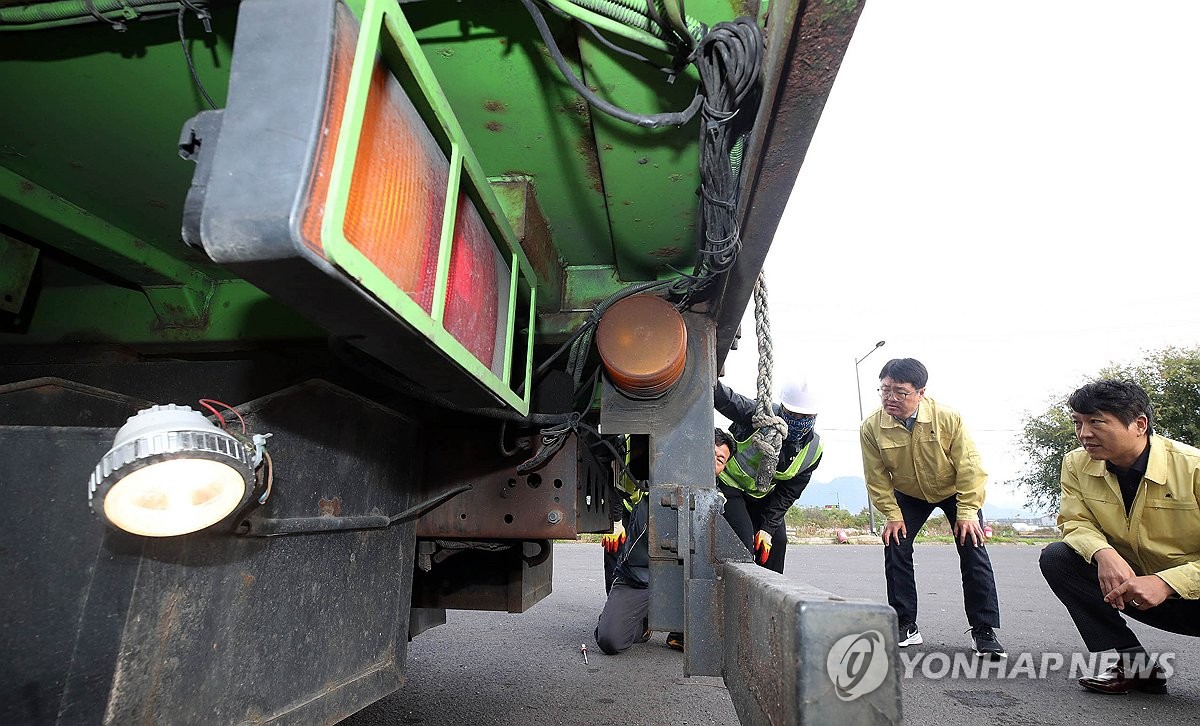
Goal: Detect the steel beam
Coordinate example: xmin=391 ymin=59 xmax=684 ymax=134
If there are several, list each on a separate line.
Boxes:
xmin=721 ymin=563 xmax=904 ymax=725
xmin=0 ymin=166 xmax=216 ymax=327
xmin=414 ymin=426 xmax=612 ymax=539
xmin=712 ymin=0 xmax=866 ymax=364
xmin=0 ymin=280 xmax=321 ymax=346
xmin=601 ymin=312 xmax=745 ymax=676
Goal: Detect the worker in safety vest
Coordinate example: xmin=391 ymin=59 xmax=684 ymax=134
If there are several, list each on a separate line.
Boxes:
xmin=716 ymin=379 xmax=823 ymax=573
xmin=601 ymin=435 xmax=645 ymax=593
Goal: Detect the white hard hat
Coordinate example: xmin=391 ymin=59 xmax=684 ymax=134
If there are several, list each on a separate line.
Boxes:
xmin=779 ymin=379 xmax=817 ymax=415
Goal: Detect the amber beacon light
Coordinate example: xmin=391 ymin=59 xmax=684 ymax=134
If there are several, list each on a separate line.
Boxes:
xmin=596 ymin=294 xmax=687 ymax=397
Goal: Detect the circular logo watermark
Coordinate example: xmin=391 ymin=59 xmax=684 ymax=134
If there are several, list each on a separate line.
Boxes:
xmin=826 ymin=630 xmax=889 ymax=701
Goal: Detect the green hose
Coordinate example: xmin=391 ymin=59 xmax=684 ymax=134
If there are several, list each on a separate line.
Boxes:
xmin=570 ymin=0 xmax=704 ymax=43
xmin=606 ymin=0 xmax=705 ymax=42
xmin=0 ymin=0 xmax=183 ymax=30
xmin=730 ymin=135 xmax=745 ymax=178
xmin=542 ymin=0 xmax=672 ymax=52
xmin=661 ymin=0 xmax=699 ymax=44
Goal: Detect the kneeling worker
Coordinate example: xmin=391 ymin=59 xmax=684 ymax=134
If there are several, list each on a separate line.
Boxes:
xmin=595 ymin=431 xmax=735 ymax=655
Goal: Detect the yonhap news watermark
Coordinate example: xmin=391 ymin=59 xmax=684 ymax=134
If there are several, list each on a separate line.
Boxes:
xmin=898 ymin=650 xmax=1175 ymax=681
xmin=825 ymin=629 xmax=1176 ymax=701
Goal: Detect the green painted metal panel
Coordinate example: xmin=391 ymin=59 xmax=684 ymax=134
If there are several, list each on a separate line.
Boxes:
xmin=0 ymin=166 xmax=215 ymax=325
xmin=0 ymin=10 xmax=236 ymax=273
xmin=0 ymin=280 xmax=322 ymax=345
xmin=403 ymin=0 xmax=612 ymax=267
xmin=0 ymin=1 xmax=763 ymax=349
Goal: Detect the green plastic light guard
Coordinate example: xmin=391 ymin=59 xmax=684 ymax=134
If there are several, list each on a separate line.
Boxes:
xmin=322 ymin=0 xmax=536 ymax=414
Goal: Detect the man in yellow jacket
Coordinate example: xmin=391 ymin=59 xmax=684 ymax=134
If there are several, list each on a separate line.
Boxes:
xmin=859 ymin=358 xmax=1004 ymax=658
xmin=1040 ymin=379 xmax=1200 ymax=695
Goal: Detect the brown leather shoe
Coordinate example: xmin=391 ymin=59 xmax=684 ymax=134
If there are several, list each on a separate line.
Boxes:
xmin=1078 ymin=663 xmax=1168 ymax=695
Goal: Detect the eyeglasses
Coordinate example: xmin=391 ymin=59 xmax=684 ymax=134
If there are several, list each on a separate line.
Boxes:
xmin=878 ymin=387 xmax=917 ymax=401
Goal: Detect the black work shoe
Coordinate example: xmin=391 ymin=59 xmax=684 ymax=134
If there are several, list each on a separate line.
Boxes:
xmin=1079 ymin=663 xmax=1168 ymax=695
xmin=970 ymin=626 xmax=1006 ymax=659
xmin=666 ymin=632 xmax=684 ymax=651
xmin=898 ymin=622 xmax=922 ymax=647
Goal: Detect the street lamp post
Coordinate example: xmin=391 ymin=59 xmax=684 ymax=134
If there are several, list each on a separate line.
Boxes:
xmin=855 ymin=340 xmax=886 ymax=534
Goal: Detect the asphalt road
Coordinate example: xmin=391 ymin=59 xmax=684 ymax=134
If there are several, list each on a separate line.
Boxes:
xmin=345 ymin=542 xmax=1200 ymax=725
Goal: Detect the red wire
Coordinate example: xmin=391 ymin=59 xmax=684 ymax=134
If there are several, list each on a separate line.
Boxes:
xmin=198 ymin=398 xmax=246 ymax=433
xmin=196 ymin=400 xmax=226 ymax=429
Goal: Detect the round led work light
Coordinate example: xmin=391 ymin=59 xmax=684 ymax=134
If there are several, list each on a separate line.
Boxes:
xmin=88 ymin=404 xmax=258 ymax=537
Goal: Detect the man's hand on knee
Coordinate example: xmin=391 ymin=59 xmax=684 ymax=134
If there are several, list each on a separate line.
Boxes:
xmin=882 ymin=521 xmax=907 ymax=546
xmin=954 ymin=518 xmax=984 ymax=548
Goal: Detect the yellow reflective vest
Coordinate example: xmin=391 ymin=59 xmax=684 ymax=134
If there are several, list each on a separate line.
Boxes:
xmin=1059 ymin=434 xmax=1200 ymax=599
xmin=859 ymin=397 xmax=987 ymax=522
xmin=719 ymin=432 xmax=823 ymax=498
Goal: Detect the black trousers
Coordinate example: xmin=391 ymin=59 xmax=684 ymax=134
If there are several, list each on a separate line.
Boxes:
xmin=1039 ymin=541 xmax=1200 ymax=651
xmin=719 ymin=484 xmax=788 ymax=573
xmin=884 ymin=489 xmax=1000 ymax=628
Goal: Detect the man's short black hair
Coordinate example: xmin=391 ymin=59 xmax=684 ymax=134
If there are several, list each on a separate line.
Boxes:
xmin=714 ymin=428 xmax=736 ymax=454
xmin=878 ymin=358 xmax=928 ymax=389
xmin=1067 ymin=380 xmax=1154 ymax=433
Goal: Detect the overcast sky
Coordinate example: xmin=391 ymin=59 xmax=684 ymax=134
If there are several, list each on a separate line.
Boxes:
xmin=720 ymin=1 xmax=1200 ymax=515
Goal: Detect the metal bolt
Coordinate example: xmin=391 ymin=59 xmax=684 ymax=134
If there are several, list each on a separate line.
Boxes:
xmin=547 ymin=510 xmax=563 ymax=524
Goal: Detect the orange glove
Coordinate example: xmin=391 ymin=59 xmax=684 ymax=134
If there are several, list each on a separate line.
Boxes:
xmin=602 ymin=521 xmax=627 ymax=553
xmin=753 ymin=530 xmax=773 ymax=565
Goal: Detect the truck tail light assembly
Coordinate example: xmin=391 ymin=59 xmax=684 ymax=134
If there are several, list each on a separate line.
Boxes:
xmin=184 ymin=0 xmax=534 ymax=411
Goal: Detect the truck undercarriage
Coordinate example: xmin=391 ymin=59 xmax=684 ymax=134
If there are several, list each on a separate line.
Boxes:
xmin=0 ymin=0 xmax=902 ymax=722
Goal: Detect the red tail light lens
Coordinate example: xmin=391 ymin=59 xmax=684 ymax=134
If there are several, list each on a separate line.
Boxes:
xmin=446 ymin=192 xmax=510 ymax=375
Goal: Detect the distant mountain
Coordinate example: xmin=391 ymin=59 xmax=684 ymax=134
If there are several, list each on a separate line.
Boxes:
xmin=800 ymin=476 xmax=1034 ymax=520
xmin=803 ymin=476 xmax=870 ymax=513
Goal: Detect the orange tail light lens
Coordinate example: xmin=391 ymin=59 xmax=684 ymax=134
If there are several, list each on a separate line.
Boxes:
xmin=302 ymin=2 xmax=509 ymax=372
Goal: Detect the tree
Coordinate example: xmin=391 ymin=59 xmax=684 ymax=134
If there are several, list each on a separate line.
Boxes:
xmin=1010 ymin=346 xmax=1200 ymax=513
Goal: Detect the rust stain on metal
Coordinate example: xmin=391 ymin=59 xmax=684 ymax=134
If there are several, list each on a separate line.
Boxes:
xmin=144 ymin=587 xmax=183 ymax=720
xmin=18 ymin=179 xmax=33 ymax=194
xmin=748 ymin=1 xmax=863 ymax=196
xmin=485 ymin=120 xmax=504 ymax=132
xmin=793 ymin=1 xmax=863 ymax=97
xmin=241 ymin=572 xmax=255 ymax=587
xmin=318 ymin=496 xmax=343 ymax=516
xmin=730 ymin=0 xmax=761 ymax=18
xmin=555 ymin=97 xmax=589 ymax=118
xmin=147 ymin=199 xmax=169 ymax=209
xmin=493 ymin=178 xmax=563 ymax=310
xmin=651 ymin=246 xmax=682 ymax=259
xmin=483 ymin=99 xmax=507 ymax=112
xmin=576 ymin=131 xmax=604 ymax=194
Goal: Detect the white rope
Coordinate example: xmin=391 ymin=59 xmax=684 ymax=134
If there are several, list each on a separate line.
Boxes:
xmin=750 ymin=272 xmax=787 ymax=492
